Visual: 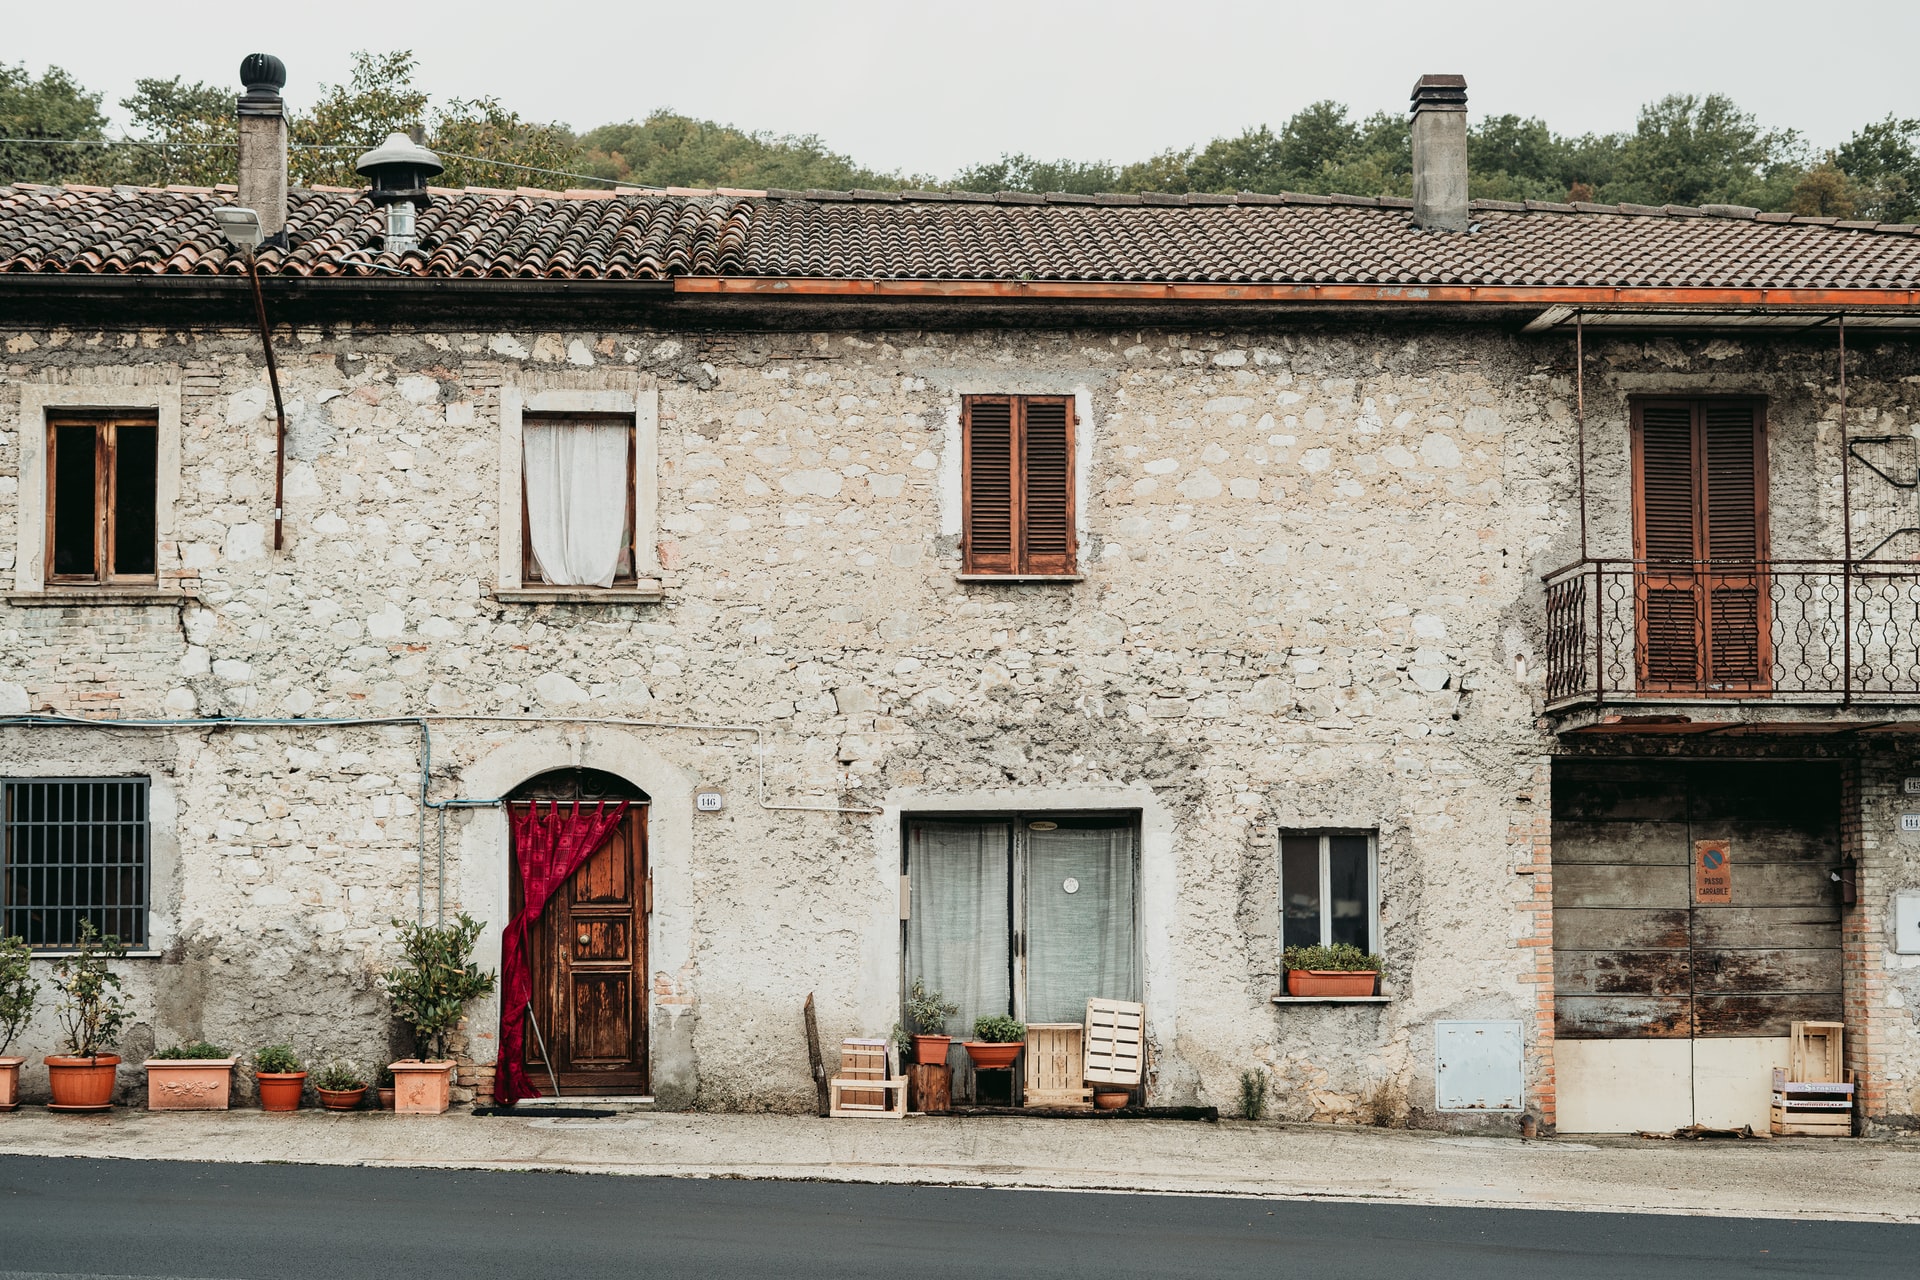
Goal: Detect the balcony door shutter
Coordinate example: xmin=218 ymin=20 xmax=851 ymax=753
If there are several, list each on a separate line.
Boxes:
xmin=963 ymin=396 xmax=1077 ymax=575
xmin=1632 ymin=399 xmax=1769 ymax=692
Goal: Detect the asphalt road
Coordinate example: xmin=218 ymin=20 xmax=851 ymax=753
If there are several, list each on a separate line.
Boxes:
xmin=0 ymin=1156 xmax=1912 ymax=1279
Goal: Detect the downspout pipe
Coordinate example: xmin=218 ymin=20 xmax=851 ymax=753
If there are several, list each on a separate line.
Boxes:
xmin=245 ymin=252 xmax=288 ymax=552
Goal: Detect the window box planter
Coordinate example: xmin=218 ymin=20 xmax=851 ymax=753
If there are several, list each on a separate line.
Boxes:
xmin=962 ymin=1041 xmax=1023 ymax=1071
xmin=910 ymin=1034 xmax=952 ymax=1066
xmin=0 ymin=1056 xmax=23 ymax=1111
xmin=390 ymin=1060 xmax=456 ymax=1115
xmin=46 ymin=1054 xmax=120 ymax=1111
xmin=1286 ymin=970 xmax=1379 ymax=998
xmin=144 ymin=1057 xmax=236 ymax=1111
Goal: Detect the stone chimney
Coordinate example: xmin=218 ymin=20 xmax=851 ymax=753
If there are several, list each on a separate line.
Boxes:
xmin=236 ymin=53 xmax=288 ymax=239
xmin=1409 ymin=74 xmax=1469 ymax=233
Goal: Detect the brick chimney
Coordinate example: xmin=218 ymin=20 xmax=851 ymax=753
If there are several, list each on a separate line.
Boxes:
xmin=236 ymin=54 xmax=288 ymax=239
xmin=1409 ymin=74 xmax=1469 ymax=233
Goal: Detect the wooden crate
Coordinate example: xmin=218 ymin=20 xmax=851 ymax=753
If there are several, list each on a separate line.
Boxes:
xmin=1024 ymin=1022 xmax=1092 ymax=1108
xmin=1770 ymin=1066 xmax=1854 ymax=1137
xmin=836 ymin=1038 xmax=887 ymax=1109
xmin=1084 ymin=998 xmax=1145 ymax=1087
xmin=1789 ymin=1021 xmax=1843 ymax=1084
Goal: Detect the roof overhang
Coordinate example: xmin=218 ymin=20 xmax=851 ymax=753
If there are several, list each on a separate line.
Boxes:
xmin=1522 ymin=302 xmax=1920 ymax=333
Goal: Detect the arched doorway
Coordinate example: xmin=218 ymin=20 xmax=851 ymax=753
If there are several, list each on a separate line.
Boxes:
xmin=510 ymin=767 xmax=651 ymax=1096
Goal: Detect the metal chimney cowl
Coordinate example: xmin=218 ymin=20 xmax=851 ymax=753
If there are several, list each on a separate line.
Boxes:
xmin=1409 ymin=73 xmax=1470 ymax=233
xmin=355 ymin=132 xmax=445 ymax=255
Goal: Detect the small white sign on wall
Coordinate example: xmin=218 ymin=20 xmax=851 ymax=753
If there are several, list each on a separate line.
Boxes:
xmin=1895 ymin=892 xmax=1920 ymax=955
xmin=1904 ymin=778 xmax=1920 ymax=796
xmin=695 ymin=788 xmax=725 ymax=813
xmin=1902 ymin=814 xmax=1920 ymax=834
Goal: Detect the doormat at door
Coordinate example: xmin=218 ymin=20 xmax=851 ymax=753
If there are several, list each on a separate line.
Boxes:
xmin=472 ymin=1105 xmax=619 ymax=1118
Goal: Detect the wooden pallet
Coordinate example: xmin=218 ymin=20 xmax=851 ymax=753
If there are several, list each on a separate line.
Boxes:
xmin=1024 ymin=1022 xmax=1092 ymax=1108
xmin=1084 ymin=998 xmax=1145 ymax=1087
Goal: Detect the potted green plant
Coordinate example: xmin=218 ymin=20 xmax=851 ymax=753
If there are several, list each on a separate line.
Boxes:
xmin=963 ymin=1014 xmax=1027 ymax=1071
xmin=903 ymin=978 xmax=957 ymax=1066
xmin=1284 ymin=943 xmax=1383 ymax=997
xmin=315 ymin=1060 xmax=369 ymax=1112
xmin=253 ymin=1043 xmax=306 ymax=1111
xmin=381 ymin=914 xmax=496 ymax=1115
xmin=0 ymin=934 xmax=35 ymax=1112
xmin=375 ymin=1063 xmax=396 ymax=1110
xmin=144 ymin=1040 xmax=236 ymax=1111
xmin=45 ymin=922 xmax=131 ymax=1111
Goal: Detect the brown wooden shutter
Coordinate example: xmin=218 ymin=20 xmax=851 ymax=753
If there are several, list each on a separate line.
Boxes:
xmin=1632 ymin=398 xmax=1769 ymax=692
xmin=1020 ymin=397 xmax=1076 ymax=575
xmin=1701 ymin=401 xmax=1768 ymax=684
xmin=963 ymin=397 xmax=1016 ymax=574
xmin=1635 ymin=402 xmax=1703 ymax=687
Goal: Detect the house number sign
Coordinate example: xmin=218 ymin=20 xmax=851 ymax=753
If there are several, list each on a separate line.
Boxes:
xmin=695 ymin=788 xmax=725 ymax=813
xmin=1902 ymin=813 xmax=1920 ymax=833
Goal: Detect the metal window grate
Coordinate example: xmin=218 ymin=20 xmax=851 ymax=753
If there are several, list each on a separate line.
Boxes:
xmin=2 ymin=778 xmax=149 ymax=949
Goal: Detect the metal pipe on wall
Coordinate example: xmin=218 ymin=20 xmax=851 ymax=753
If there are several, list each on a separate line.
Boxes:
xmin=243 ymin=255 xmax=288 ymax=552
xmin=1840 ymin=314 xmax=1852 ymax=706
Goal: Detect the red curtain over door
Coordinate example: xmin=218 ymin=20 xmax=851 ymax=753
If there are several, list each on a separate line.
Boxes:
xmin=496 ymin=799 xmax=631 ymax=1104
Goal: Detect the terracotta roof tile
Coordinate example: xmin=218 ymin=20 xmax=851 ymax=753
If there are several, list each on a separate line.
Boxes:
xmin=2 ymin=183 xmax=1920 ymax=290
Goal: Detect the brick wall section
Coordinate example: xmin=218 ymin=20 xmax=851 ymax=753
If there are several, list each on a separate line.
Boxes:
xmin=1845 ymin=754 xmax=1892 ymax=1125
xmin=1513 ymin=757 xmax=1557 ymax=1129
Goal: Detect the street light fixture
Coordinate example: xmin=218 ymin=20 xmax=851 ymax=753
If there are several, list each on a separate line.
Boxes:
xmin=211 ymin=204 xmax=288 ymax=551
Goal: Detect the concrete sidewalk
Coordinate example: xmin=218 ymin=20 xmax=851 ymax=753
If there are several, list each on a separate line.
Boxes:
xmin=2 ymin=1108 xmax=1917 ymax=1224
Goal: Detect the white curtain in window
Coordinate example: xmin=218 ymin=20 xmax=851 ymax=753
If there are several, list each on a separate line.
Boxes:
xmin=1025 ymin=823 xmax=1139 ymax=1023
xmin=523 ymin=421 xmax=629 ymax=588
xmin=906 ymin=821 xmax=1011 ymax=1036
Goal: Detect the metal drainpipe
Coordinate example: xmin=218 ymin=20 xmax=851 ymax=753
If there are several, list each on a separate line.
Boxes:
xmin=243 ymin=252 xmax=288 ymax=552
xmin=1839 ymin=314 xmax=1851 ymax=706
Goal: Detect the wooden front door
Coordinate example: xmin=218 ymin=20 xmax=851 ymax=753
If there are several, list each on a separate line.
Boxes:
xmin=516 ymin=803 xmax=649 ymax=1095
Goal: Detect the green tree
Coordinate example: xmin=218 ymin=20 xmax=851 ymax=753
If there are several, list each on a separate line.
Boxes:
xmin=1789 ymin=158 xmax=1858 ymax=217
xmin=0 ymin=62 xmax=109 ymax=185
xmin=579 ymin=110 xmax=911 ymax=190
xmin=433 ymin=96 xmax=582 ymax=188
xmin=118 ymin=76 xmax=233 ymax=187
xmin=291 ymin=50 xmax=430 ymax=187
xmin=1610 ymin=93 xmax=1805 ymax=208
xmin=1835 ymin=116 xmax=1919 ymax=223
xmin=950 ymin=152 xmax=1120 ymax=194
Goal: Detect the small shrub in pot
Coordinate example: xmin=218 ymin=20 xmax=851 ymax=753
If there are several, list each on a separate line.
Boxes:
xmin=45 ymin=923 xmax=131 ymax=1110
xmin=314 ymin=1059 xmax=369 ymax=1112
xmin=903 ymin=979 xmax=957 ymax=1066
xmin=253 ymin=1043 xmax=307 ymax=1112
xmin=0 ymin=934 xmax=35 ymax=1111
xmin=963 ymin=1015 xmax=1026 ymax=1070
xmin=144 ymin=1039 xmax=237 ymax=1112
xmin=1283 ymin=943 xmax=1383 ymax=997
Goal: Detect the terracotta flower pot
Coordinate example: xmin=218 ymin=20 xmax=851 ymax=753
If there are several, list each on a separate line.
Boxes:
xmin=317 ymin=1086 xmax=367 ymax=1112
xmin=1286 ymin=969 xmax=1378 ymax=997
xmin=389 ymin=1060 xmax=455 ymax=1115
xmin=46 ymin=1054 xmax=121 ymax=1111
xmin=1093 ymin=1089 xmax=1131 ymax=1110
xmin=377 ymin=1088 xmax=395 ymax=1110
xmin=962 ymin=1041 xmax=1023 ymax=1071
xmin=144 ymin=1058 xmax=237 ymax=1111
xmin=0 ymin=1056 xmax=23 ymax=1112
xmin=910 ymin=1035 xmax=952 ymax=1066
xmin=256 ymin=1071 xmax=307 ymax=1112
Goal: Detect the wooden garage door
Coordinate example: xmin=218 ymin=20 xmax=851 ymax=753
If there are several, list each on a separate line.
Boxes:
xmin=1552 ymin=759 xmax=1841 ymax=1039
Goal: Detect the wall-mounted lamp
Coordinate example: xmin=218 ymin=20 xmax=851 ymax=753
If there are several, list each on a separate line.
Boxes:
xmin=212 ymin=204 xmax=288 ymax=552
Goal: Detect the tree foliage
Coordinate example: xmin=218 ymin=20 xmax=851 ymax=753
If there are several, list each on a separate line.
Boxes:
xmin=2 ymin=53 xmax=1916 ymax=223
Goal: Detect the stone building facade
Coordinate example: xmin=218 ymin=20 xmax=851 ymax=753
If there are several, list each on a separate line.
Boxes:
xmin=4 ymin=71 xmax=1920 ymax=1130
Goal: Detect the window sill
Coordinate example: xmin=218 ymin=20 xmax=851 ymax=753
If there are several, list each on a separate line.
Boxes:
xmin=1271 ymin=994 xmax=1392 ymax=1005
xmin=6 ymin=590 xmax=200 ymax=607
xmin=30 ymin=949 xmax=161 ymax=960
xmin=493 ymin=584 xmax=664 ymax=605
xmin=954 ymin=574 xmax=1084 ymax=584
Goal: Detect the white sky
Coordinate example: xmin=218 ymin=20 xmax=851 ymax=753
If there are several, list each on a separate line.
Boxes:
xmin=12 ymin=0 xmax=1919 ymax=179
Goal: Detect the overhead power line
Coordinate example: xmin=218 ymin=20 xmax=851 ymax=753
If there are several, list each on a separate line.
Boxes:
xmin=0 ymin=138 xmax=666 ymax=192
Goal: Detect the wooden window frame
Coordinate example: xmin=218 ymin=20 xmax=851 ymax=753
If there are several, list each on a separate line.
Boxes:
xmin=518 ymin=412 xmax=641 ymax=587
xmin=1629 ymin=396 xmax=1772 ymax=695
xmin=961 ymin=394 xmax=1078 ymax=577
xmin=1278 ymin=830 xmax=1380 ymax=955
xmin=44 ymin=412 xmax=160 ymax=587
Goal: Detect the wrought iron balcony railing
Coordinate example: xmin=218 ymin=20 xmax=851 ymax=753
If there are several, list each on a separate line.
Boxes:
xmin=1543 ymin=559 xmax=1920 ymax=707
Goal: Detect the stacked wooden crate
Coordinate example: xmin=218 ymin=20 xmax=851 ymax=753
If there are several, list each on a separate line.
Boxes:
xmin=1770 ymin=1021 xmax=1854 ymax=1137
xmin=1023 ymin=1023 xmax=1093 ymax=1108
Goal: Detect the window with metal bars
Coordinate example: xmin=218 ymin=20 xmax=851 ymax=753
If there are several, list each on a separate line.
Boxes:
xmin=961 ymin=396 xmax=1077 ymax=576
xmin=2 ymin=778 xmax=150 ymax=949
